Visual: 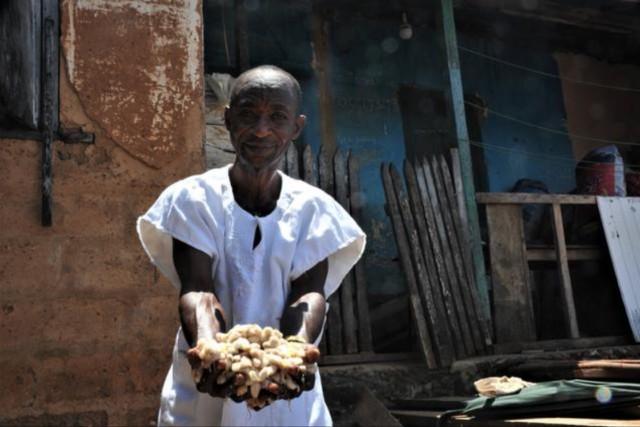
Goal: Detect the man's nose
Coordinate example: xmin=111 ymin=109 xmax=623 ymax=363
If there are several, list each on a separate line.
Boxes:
xmin=253 ymin=115 xmax=272 ymax=138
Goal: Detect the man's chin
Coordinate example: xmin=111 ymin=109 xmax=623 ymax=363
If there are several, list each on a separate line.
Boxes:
xmin=236 ymin=155 xmax=280 ymax=174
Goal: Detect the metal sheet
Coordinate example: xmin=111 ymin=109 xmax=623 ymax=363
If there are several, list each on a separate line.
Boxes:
xmin=597 ymin=197 xmax=640 ymax=342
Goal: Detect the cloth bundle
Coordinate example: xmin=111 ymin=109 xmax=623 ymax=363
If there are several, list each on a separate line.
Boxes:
xmin=191 ymin=324 xmax=320 ymax=410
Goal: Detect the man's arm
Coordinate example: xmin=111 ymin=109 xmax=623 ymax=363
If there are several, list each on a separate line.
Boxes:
xmin=173 ymin=238 xmax=226 ymax=347
xmin=173 ymin=238 xmax=231 ymax=397
xmin=280 ymin=259 xmax=328 ymax=344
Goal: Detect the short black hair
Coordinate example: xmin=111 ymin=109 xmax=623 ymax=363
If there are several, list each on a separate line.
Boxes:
xmin=230 ymin=65 xmax=302 ymax=111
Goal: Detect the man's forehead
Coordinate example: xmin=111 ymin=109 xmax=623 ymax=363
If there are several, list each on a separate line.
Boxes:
xmin=232 ymin=70 xmax=298 ymax=106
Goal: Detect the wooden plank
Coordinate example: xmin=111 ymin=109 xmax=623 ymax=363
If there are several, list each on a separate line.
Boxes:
xmin=390 ymin=164 xmax=442 ymax=367
xmin=597 ymin=197 xmax=640 ymax=342
xmin=414 ymin=160 xmax=466 ymax=359
xmin=319 ymin=144 xmax=342 ymax=354
xmin=319 ymin=352 xmax=420 ymax=366
xmin=334 ymin=149 xmax=358 ymax=354
xmin=301 ymin=143 xmax=325 ymax=354
xmin=286 ymin=143 xmax=299 ymax=179
xmin=311 ymin=3 xmax=337 ymax=157
xmin=477 ymin=193 xmax=597 ymax=205
xmin=527 ymin=247 xmax=603 ymax=262
xmin=440 ymin=155 xmax=492 ymax=350
xmin=302 ymin=144 xmax=317 ymax=186
xmin=404 ymin=160 xmax=454 ymax=366
xmin=353 ymin=387 xmax=403 ymax=427
xmin=433 ymin=156 xmax=484 ymax=354
xmin=348 ymin=153 xmax=374 ymax=352
xmin=381 ymin=163 xmax=437 ymax=368
xmin=486 ymin=204 xmax=536 ymax=343
xmin=451 ymin=149 xmax=468 ymax=229
xmin=551 ymin=203 xmax=580 ymax=339
xmin=452 ymin=149 xmax=493 ymax=343
xmin=234 ymin=0 xmax=250 ymax=72
xmin=440 ymin=0 xmax=489 ymax=344
xmin=492 ymin=336 xmax=629 ymax=354
xmin=422 ymin=158 xmax=475 ymax=356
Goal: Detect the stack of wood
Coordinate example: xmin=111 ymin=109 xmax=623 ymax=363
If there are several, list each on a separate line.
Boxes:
xmin=381 ymin=151 xmax=492 ymax=369
xmin=281 ymin=143 xmax=374 ymax=360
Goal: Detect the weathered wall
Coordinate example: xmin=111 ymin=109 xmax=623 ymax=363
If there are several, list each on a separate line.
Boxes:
xmin=0 ymin=0 xmax=204 ymax=424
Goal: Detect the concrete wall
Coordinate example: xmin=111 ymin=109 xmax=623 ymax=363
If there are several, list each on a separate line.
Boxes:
xmin=0 ymin=0 xmax=204 ymax=424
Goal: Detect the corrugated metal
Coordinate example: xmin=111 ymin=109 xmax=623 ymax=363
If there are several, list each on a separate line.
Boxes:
xmin=597 ymin=197 xmax=640 ymax=342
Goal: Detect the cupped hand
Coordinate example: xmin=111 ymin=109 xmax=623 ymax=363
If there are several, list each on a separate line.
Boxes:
xmin=186 ymin=347 xmax=231 ymax=398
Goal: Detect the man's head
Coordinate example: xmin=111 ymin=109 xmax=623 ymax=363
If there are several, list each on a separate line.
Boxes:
xmin=225 ymin=65 xmax=306 ymax=173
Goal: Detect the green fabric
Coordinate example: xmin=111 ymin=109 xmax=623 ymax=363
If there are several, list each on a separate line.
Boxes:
xmin=462 ymin=380 xmax=640 ymax=416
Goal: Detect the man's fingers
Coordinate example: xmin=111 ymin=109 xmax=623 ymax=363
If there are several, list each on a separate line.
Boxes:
xmin=195 ymin=368 xmax=211 ymax=393
xmin=303 ymin=346 xmax=320 ymax=364
xmin=186 ymin=348 xmax=202 ymax=369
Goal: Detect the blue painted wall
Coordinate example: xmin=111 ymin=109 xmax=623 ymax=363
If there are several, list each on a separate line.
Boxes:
xmin=458 ymin=35 xmax=576 ymax=193
xmin=203 ymin=3 xmax=576 ymax=295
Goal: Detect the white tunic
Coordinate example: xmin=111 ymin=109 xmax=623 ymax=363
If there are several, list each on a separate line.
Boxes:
xmin=137 ymin=165 xmax=366 ymax=427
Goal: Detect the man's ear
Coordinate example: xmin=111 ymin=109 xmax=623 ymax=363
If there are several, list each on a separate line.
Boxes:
xmin=292 ymin=114 xmax=306 ymax=140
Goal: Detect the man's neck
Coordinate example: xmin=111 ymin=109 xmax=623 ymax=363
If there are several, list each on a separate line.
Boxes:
xmin=229 ymin=162 xmax=282 ymax=217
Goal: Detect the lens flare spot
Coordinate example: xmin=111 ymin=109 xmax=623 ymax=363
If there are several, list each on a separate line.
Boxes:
xmin=595 ymin=386 xmax=612 ymax=404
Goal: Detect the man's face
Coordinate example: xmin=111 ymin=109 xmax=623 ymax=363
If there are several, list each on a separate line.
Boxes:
xmin=225 ymin=74 xmax=305 ymax=173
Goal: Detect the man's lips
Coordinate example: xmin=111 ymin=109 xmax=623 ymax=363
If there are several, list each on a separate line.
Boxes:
xmin=243 ymin=141 xmax=277 ymax=151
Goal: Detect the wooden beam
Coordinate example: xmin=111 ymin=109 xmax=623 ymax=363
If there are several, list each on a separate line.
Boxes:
xmin=319 ymin=352 xmax=420 ymax=366
xmin=527 ymin=246 xmax=603 ymax=262
xmin=348 ymin=153 xmax=374 ymax=353
xmin=311 ymin=2 xmax=337 ymax=158
xmin=439 ymin=0 xmax=490 ymax=325
xmin=486 ymin=204 xmax=536 ymax=344
xmin=492 ymin=336 xmax=629 ymax=355
xmin=551 ymin=203 xmax=580 ymax=339
xmin=334 ymin=149 xmax=358 ymax=354
xmin=477 ymin=193 xmax=597 ymax=205
xmin=234 ymin=0 xmax=250 ymax=72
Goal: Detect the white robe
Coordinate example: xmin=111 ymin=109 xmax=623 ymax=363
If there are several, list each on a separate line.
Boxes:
xmin=137 ymin=165 xmax=366 ymax=427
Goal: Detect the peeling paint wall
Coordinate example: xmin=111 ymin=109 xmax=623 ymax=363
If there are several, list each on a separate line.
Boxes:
xmin=0 ymin=1 xmax=204 ymax=424
xmin=61 ymin=0 xmax=203 ymax=168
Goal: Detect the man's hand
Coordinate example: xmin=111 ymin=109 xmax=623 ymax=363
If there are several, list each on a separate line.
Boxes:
xmin=283 ymin=337 xmax=320 ymax=393
xmin=173 ymin=238 xmax=228 ymax=396
xmin=186 ymin=345 xmax=231 ymax=398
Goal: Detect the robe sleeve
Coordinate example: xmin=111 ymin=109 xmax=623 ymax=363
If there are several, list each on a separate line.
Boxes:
xmin=136 ymin=178 xmax=220 ymax=290
xmin=290 ymin=194 xmax=366 ymax=298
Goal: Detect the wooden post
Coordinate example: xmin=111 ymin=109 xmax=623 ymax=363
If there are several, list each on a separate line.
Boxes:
xmin=486 ymin=204 xmax=536 ymax=343
xmin=334 ymin=150 xmax=358 ymax=353
xmin=311 ymin=1 xmax=337 ymax=158
xmin=348 ymin=153 xmax=374 ymax=353
xmin=234 ymin=0 xmax=250 ymax=72
xmin=439 ymin=0 xmax=490 ymax=320
xmin=551 ymin=203 xmax=580 ymax=338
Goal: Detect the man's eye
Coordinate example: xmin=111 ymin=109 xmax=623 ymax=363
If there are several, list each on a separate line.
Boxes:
xmin=271 ymin=112 xmax=288 ymax=121
xmin=238 ymin=110 xmax=256 ymax=120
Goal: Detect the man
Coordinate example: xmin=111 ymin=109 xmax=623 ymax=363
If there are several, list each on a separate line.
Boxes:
xmin=137 ymin=65 xmax=366 ymax=426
